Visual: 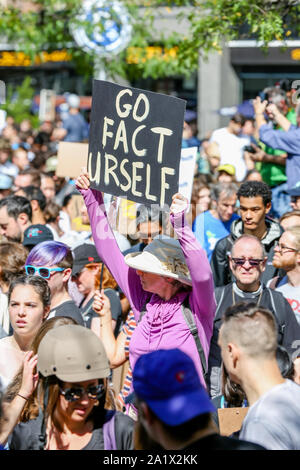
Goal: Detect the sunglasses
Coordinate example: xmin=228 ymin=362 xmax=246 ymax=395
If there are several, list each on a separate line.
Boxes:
xmin=25 ymin=265 xmax=65 ymax=279
xmin=60 ymin=383 xmax=105 ymax=402
xmin=231 ymin=257 xmax=263 ymax=267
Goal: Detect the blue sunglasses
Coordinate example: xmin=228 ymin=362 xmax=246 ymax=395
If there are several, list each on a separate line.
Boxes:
xmin=25 ymin=265 xmax=65 ymax=279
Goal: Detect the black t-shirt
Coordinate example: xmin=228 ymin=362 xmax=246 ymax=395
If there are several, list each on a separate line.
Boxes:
xmin=9 ymin=411 xmax=134 ymax=450
xmin=80 ymin=288 xmax=122 ymax=335
xmin=49 ymin=300 xmax=84 ymax=326
xmin=184 ymin=433 xmax=265 ymax=450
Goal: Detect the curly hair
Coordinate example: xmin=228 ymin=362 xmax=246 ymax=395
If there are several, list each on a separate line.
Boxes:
xmin=237 ymin=181 xmax=272 ymax=207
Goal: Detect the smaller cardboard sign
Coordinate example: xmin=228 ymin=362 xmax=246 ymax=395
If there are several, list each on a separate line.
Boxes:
xmin=56 ymin=142 xmax=88 ymax=178
xmin=218 ymin=407 xmax=249 ymax=436
xmin=179 ymin=146 xmax=198 ymax=209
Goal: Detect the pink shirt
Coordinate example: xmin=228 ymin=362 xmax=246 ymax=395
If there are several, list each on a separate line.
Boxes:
xmin=79 ymin=188 xmax=216 ymax=386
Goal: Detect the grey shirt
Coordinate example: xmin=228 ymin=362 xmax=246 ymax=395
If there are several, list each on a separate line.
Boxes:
xmin=240 ymin=380 xmax=300 ymax=450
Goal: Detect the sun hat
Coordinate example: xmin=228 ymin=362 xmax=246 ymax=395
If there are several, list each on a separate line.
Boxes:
xmin=124 ymin=235 xmax=192 ymax=286
xmin=37 ymin=324 xmax=110 ymax=382
xmin=72 ymin=243 xmax=102 ymax=276
xmin=131 ymin=349 xmax=215 ymax=426
xmin=217 ymin=164 xmax=236 ymax=176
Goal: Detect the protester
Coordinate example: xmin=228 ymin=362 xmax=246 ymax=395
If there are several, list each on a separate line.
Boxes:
xmin=0 ymin=174 xmax=13 ymax=199
xmin=216 ymin=164 xmax=236 ymax=183
xmin=8 ymin=324 xmax=134 ymax=450
xmin=211 ymin=181 xmax=282 ymax=287
xmin=287 ymin=183 xmax=300 ymax=211
xmin=14 ymin=185 xmax=46 ymax=225
xmin=0 ymin=241 xmax=29 ymax=337
xmin=279 ymin=210 xmax=300 ymax=231
xmin=0 ymin=195 xmax=32 ymax=242
xmin=13 ymin=168 xmax=41 ymax=191
xmin=270 ymin=227 xmax=300 ymax=325
xmin=243 ymin=169 xmax=263 ymax=183
xmin=209 ymin=113 xmax=250 ymax=182
xmin=207 ymin=234 xmax=300 ymax=397
xmin=62 ymin=94 xmax=88 ymax=143
xmin=76 ymin=170 xmax=216 ymax=394
xmin=0 ymin=275 xmax=50 ymax=389
xmin=123 ymin=205 xmax=164 ymax=256
xmin=24 ymin=240 xmax=84 ymax=326
xmin=71 ymin=243 xmax=122 ymax=334
xmin=187 ymin=178 xmax=211 ymax=228
xmin=218 ymin=303 xmax=300 ymax=450
xmin=130 ymin=348 xmax=264 ymax=450
xmin=193 ymin=182 xmax=239 ymax=261
xmin=40 ymin=173 xmax=56 ymax=202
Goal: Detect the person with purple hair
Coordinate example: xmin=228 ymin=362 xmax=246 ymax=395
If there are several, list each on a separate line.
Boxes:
xmin=24 ymin=241 xmax=84 ymax=326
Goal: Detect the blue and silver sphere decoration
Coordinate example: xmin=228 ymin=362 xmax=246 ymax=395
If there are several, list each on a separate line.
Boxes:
xmin=70 ymin=0 xmax=132 ymax=57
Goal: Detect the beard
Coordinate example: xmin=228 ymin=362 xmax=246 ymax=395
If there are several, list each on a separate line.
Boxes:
xmin=272 ymin=256 xmax=295 ymax=271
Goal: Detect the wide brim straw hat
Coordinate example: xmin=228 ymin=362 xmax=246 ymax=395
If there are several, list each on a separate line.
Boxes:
xmin=124 ymin=235 xmax=192 ymax=286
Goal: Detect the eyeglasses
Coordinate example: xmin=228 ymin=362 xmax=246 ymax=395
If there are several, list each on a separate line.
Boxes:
xmin=275 ymin=242 xmax=299 ymax=254
xmin=231 ymin=257 xmax=264 ymax=267
xmin=60 ymin=383 xmax=105 ymax=402
xmin=25 ymin=265 xmax=65 ymax=279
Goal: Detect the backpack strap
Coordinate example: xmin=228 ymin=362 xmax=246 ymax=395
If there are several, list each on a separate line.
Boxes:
xmin=268 ymin=276 xmax=280 ymax=290
xmin=266 ymin=287 xmax=286 ymax=337
xmin=181 ymin=295 xmax=207 ymax=377
xmin=103 ymin=413 xmax=117 ymax=450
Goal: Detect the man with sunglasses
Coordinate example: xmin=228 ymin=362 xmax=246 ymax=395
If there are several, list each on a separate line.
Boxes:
xmin=207 ymin=234 xmax=300 ymax=398
xmin=211 ymin=180 xmax=283 ymax=287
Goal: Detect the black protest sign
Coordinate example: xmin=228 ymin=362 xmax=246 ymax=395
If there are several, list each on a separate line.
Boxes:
xmin=87 ymin=80 xmax=186 ymax=208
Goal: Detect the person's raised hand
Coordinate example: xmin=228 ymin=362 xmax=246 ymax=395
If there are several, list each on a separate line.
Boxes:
xmin=93 ymin=290 xmax=112 ymax=321
xmin=76 ymin=167 xmax=90 ymax=190
xmin=253 ymin=96 xmax=268 ymax=115
xmin=170 ymin=193 xmax=189 ymax=215
xmin=19 ymin=351 xmax=39 ymax=400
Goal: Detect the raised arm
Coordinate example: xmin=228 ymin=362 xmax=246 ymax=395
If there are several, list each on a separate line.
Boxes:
xmin=0 ymin=352 xmax=38 ymax=445
xmin=76 ymin=170 xmax=148 ymax=314
xmin=170 ymin=193 xmax=216 ymax=331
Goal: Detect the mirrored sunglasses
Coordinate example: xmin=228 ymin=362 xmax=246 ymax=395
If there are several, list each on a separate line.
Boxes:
xmin=60 ymin=384 xmax=105 ymax=402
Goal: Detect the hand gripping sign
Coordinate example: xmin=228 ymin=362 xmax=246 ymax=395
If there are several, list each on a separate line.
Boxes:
xmin=87 ymin=80 xmax=186 ymax=208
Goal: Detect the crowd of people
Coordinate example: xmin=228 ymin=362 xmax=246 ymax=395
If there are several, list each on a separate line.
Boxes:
xmin=0 ymin=79 xmax=300 ymax=451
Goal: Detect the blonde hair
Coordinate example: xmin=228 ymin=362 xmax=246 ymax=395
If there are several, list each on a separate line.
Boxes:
xmin=285 ymin=226 xmax=300 ymax=251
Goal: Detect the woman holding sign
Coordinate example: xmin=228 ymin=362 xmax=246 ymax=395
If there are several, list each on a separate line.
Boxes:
xmin=76 ymin=170 xmax=216 ymax=393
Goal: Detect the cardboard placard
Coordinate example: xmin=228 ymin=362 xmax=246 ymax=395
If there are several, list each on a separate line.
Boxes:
xmin=56 ymin=142 xmax=88 ymax=178
xmin=179 ymin=146 xmax=198 ymax=209
xmin=218 ymin=407 xmax=249 ymax=436
xmin=88 ymin=80 xmax=186 ymax=208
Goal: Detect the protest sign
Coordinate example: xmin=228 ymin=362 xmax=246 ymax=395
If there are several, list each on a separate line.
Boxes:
xmin=179 ymin=146 xmax=198 ymax=211
xmin=218 ymin=407 xmax=249 ymax=436
xmin=56 ymin=142 xmax=88 ymax=178
xmin=88 ymin=80 xmax=186 ymax=208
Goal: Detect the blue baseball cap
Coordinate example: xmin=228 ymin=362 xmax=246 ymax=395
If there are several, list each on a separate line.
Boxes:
xmin=131 ymin=349 xmax=215 ymax=426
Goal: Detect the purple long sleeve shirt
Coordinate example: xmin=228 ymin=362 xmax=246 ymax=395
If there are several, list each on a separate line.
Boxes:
xmin=79 ymin=188 xmax=216 ymax=386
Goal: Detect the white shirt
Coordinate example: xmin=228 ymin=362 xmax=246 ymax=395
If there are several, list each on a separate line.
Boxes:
xmin=210 ymin=127 xmax=250 ymax=181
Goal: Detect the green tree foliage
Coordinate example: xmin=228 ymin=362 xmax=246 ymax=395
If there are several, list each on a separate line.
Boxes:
xmin=1 ymin=77 xmax=39 ymax=127
xmin=0 ymin=0 xmax=299 ymax=80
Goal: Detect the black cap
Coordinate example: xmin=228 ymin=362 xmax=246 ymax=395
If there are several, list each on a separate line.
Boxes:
xmin=23 ymin=224 xmax=54 ymax=247
xmin=72 ymin=244 xmax=101 ymax=276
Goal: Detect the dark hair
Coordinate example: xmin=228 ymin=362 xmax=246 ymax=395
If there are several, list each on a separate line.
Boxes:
xmin=221 ymin=364 xmax=246 ymax=406
xmin=44 ymin=201 xmax=61 ymax=223
xmin=17 ymin=168 xmax=41 ymax=188
xmin=237 ymin=181 xmax=272 ymax=206
xmin=0 ymin=242 xmax=28 ymax=286
xmin=230 ymin=113 xmax=246 ymax=126
xmin=0 ymin=195 xmax=32 ymax=222
xmin=276 ymin=345 xmax=295 ymax=380
xmin=8 ymin=274 xmax=51 ymax=308
xmin=19 ymin=185 xmax=47 ymax=211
